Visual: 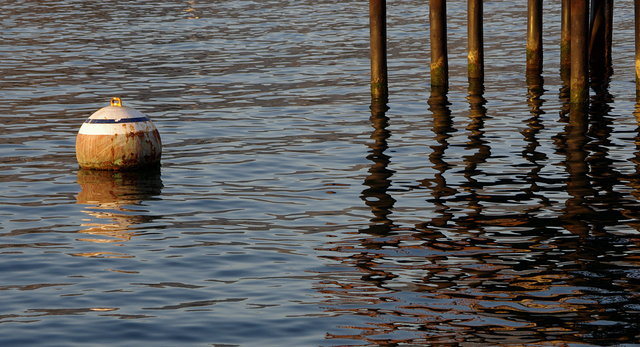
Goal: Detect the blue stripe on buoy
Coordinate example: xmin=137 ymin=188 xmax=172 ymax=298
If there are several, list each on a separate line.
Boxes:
xmin=85 ymin=117 xmax=150 ymax=124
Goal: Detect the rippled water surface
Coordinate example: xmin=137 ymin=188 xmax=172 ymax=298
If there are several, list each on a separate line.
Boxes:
xmin=1 ymin=0 xmax=640 ymax=345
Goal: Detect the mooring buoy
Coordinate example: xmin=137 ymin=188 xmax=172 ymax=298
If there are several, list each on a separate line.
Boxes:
xmin=75 ymin=97 xmax=161 ymax=170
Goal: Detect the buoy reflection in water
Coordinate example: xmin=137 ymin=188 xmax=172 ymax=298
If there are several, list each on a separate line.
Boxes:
xmin=75 ymin=169 xmax=162 ymax=250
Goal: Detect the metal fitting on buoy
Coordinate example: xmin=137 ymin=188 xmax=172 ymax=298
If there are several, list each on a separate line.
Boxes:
xmin=75 ymin=97 xmax=162 ymax=171
xmin=110 ymin=97 xmax=123 ymax=107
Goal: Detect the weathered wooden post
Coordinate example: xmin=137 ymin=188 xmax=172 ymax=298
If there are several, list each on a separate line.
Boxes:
xmin=636 ymin=0 xmax=640 ymax=98
xmin=605 ymin=0 xmax=614 ymax=73
xmin=430 ymin=0 xmax=448 ymax=92
xmin=527 ymin=0 xmax=543 ymax=74
xmin=468 ymin=0 xmax=483 ymax=85
xmin=369 ymin=0 xmax=388 ymax=103
xmin=590 ymin=0 xmax=611 ymax=86
xmin=561 ymin=0 xmax=571 ymax=80
xmin=570 ymin=0 xmax=589 ymax=105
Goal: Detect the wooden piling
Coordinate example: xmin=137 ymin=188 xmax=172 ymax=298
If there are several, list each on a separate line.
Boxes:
xmin=430 ymin=0 xmax=448 ymax=92
xmin=636 ymin=0 xmax=640 ymax=98
xmin=605 ymin=0 xmax=613 ymax=73
xmin=369 ymin=0 xmax=388 ymax=103
xmin=561 ymin=0 xmax=571 ymax=80
xmin=526 ymin=0 xmax=543 ymax=74
xmin=570 ymin=0 xmax=589 ymax=105
xmin=590 ymin=0 xmax=607 ymax=85
xmin=468 ymin=0 xmax=483 ymax=84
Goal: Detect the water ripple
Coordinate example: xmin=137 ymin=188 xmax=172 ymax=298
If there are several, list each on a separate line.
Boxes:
xmin=1 ymin=0 xmax=640 ymax=346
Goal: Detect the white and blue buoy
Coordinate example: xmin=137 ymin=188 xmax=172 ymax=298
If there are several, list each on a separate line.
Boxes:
xmin=75 ymin=97 xmax=161 ymax=170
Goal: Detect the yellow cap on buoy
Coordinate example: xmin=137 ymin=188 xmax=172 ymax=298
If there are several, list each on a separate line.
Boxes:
xmin=110 ymin=97 xmax=123 ymax=107
xmin=75 ymin=98 xmax=162 ymax=170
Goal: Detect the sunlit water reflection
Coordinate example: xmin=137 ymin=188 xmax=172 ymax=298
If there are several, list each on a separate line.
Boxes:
xmin=1 ymin=0 xmax=639 ymax=345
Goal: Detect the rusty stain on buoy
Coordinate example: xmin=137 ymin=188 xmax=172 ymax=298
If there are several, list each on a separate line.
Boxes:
xmin=75 ymin=97 xmax=161 ymax=170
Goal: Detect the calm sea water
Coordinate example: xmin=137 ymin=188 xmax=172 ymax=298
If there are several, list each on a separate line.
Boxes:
xmin=1 ymin=0 xmax=640 ymax=345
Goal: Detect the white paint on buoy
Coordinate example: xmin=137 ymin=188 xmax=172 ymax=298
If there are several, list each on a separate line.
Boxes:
xmin=75 ymin=97 xmax=162 ymax=170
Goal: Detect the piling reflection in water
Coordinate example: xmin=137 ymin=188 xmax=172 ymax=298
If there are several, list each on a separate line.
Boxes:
xmin=557 ymin=85 xmax=640 ymax=342
xmin=75 ymin=169 xmax=162 ymax=257
xmin=420 ymin=86 xmax=455 ymax=229
xmin=461 ymin=80 xmax=490 ymax=224
xmin=321 ymin=78 xmax=640 ymax=344
xmin=360 ymin=102 xmax=396 ymax=234
xmin=632 ymin=102 xmax=640 ymax=207
xmin=562 ymin=104 xmax=593 ymax=233
xmin=354 ymin=102 xmax=398 ymax=286
xmin=522 ymin=71 xmax=550 ymax=210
